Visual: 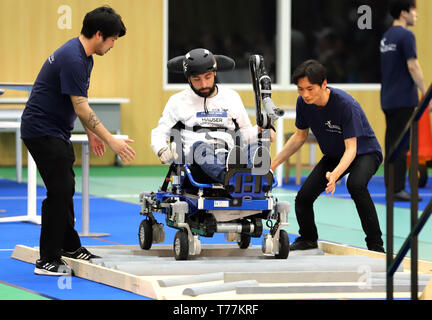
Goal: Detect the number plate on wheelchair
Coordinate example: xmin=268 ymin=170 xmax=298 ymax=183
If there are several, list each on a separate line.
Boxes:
xmin=214 ymin=200 xmax=230 ymax=207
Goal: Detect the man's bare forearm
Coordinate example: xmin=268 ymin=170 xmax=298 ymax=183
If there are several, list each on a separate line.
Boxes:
xmin=71 ymin=96 xmax=114 ymax=144
xmin=331 ymin=138 xmax=357 ymax=180
xmin=88 ymin=112 xmax=101 ymax=129
xmin=407 ymin=59 xmax=426 ymax=95
xmin=271 ymin=130 xmax=307 ymax=170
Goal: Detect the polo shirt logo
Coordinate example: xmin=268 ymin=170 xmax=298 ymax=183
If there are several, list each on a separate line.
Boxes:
xmin=325 ymin=120 xmax=342 ymax=134
xmin=380 ymin=38 xmax=397 ymax=53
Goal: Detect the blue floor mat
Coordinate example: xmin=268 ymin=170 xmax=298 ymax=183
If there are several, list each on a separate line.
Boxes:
xmin=0 ymin=178 xmax=297 ymax=300
xmin=0 ymin=251 xmax=148 ymax=300
xmin=0 ymin=179 xmax=154 ymax=300
xmin=2 ymin=175 xmax=429 ymax=300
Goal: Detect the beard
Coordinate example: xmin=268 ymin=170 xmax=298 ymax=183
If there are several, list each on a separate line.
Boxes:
xmin=191 ymin=82 xmax=217 ymax=98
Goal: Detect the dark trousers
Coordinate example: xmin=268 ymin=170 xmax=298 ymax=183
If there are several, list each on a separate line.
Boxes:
xmin=23 ymin=136 xmax=81 ymax=261
xmin=294 ymin=153 xmax=383 ymax=248
xmin=190 ymin=141 xmax=262 ymax=183
xmin=383 ymin=107 xmax=416 ymax=192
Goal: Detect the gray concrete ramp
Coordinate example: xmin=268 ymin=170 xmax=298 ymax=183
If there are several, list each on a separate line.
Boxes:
xmin=11 ymin=244 xmax=432 ymax=300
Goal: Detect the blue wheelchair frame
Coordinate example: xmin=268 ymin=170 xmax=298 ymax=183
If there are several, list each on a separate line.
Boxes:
xmin=139 ymin=54 xmax=290 ymax=260
xmin=138 ymin=163 xmax=290 ymax=260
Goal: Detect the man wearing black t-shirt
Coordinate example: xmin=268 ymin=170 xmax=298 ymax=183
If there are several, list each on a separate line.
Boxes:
xmin=380 ymin=0 xmax=426 ymax=201
xmin=21 ymin=6 xmax=136 ymax=276
xmin=271 ymin=60 xmax=384 ymax=253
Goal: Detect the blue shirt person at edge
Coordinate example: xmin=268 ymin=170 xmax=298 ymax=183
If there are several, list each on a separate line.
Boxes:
xmin=380 ymin=0 xmax=426 ymax=201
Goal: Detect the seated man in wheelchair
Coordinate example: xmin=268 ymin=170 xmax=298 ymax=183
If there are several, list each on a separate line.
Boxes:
xmin=151 ymin=48 xmax=275 ymax=184
xmin=142 ymin=48 xmax=289 ymax=260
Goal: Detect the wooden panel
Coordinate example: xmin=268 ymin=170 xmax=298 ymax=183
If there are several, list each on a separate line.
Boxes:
xmin=0 ymin=0 xmax=164 ymax=165
xmin=420 ymin=278 xmax=432 ymax=300
xmin=319 ymin=241 xmax=432 ymax=274
xmin=12 ymin=243 xmax=431 ymax=300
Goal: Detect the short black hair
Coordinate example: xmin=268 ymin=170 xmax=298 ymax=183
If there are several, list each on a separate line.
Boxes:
xmin=292 ymin=60 xmax=327 ymax=86
xmin=388 ymin=0 xmax=416 ymax=19
xmin=81 ymin=6 xmax=126 ymax=40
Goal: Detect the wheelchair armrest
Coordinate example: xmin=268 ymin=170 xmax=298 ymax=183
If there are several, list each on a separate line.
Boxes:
xmin=184 ymin=164 xmax=214 ymax=188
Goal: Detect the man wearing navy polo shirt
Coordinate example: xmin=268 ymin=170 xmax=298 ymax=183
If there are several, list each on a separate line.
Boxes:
xmin=380 ymin=0 xmax=426 ymax=201
xmin=271 ymin=60 xmax=384 ymax=253
xmin=21 ymin=6 xmax=136 ymax=276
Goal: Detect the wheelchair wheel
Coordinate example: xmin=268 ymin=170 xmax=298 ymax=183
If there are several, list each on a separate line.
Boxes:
xmin=275 ymin=230 xmax=289 ymax=259
xmin=138 ymin=219 xmax=153 ymax=250
xmin=237 ymin=234 xmax=251 ymax=249
xmin=174 ymin=229 xmax=189 ymax=260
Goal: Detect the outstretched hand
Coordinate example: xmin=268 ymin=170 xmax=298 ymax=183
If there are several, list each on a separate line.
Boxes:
xmin=325 ymin=171 xmax=337 ymax=195
xmin=109 ymin=138 xmax=136 ymax=163
xmin=88 ymin=133 xmax=106 ymax=157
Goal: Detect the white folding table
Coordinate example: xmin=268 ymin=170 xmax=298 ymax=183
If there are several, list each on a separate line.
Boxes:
xmin=70 ymin=134 xmax=129 ymax=237
xmin=0 ymin=82 xmax=32 ymax=182
xmin=0 ymin=97 xmax=129 ymax=183
xmin=0 ymin=133 xmax=129 ymax=238
xmin=0 ymin=121 xmax=22 ymax=182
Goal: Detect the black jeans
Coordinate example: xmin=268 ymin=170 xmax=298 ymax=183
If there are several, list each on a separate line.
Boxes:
xmin=383 ymin=107 xmax=416 ymax=192
xmin=23 ymin=136 xmax=82 ymax=261
xmin=294 ymin=153 xmax=383 ymax=248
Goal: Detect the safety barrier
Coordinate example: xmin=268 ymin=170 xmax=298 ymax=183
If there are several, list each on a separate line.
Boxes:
xmin=386 ymin=84 xmax=432 ymax=300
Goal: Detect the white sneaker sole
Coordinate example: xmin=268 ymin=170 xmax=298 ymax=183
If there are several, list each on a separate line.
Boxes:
xmin=34 ymin=267 xmax=72 ymax=276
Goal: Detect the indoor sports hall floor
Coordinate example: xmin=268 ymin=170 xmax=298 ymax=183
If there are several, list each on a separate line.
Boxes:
xmin=0 ymin=165 xmax=431 ymax=300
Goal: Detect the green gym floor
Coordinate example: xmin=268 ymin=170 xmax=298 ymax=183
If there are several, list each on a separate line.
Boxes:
xmin=0 ymin=281 xmax=50 ymax=300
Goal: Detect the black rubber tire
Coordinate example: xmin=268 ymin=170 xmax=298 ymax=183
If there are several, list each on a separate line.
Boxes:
xmin=138 ymin=219 xmax=153 ymax=250
xmin=173 ymin=229 xmax=189 ymax=260
xmin=275 ymin=230 xmax=290 ymax=259
xmin=237 ymin=234 xmax=251 ymax=249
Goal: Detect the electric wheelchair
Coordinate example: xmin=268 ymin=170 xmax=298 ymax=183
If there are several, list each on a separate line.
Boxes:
xmin=138 ymin=54 xmax=290 ymax=260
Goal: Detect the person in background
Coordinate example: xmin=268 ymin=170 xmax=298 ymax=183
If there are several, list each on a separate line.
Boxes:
xmin=380 ymin=0 xmax=426 ymax=201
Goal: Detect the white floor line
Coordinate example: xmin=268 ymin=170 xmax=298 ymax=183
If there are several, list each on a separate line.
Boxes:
xmin=1 ymin=192 xmax=430 ymax=201
xmin=104 ymin=194 xmax=139 ymax=198
xmin=0 ymin=194 xmax=140 ymax=200
xmin=0 ymin=195 xmax=98 ymax=200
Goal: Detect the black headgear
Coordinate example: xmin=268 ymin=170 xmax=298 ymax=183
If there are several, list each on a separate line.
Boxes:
xmin=167 ymin=48 xmax=235 ymax=78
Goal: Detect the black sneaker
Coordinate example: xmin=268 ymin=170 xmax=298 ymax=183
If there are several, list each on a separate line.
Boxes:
xmin=394 ymin=190 xmax=422 ymax=202
xmin=34 ymin=258 xmax=73 ymax=276
xmin=289 ymin=239 xmax=318 ymax=251
xmin=61 ymin=247 xmax=101 ymax=260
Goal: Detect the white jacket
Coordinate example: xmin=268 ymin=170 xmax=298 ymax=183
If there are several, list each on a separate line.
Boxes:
xmin=151 ymin=86 xmax=258 ymax=159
